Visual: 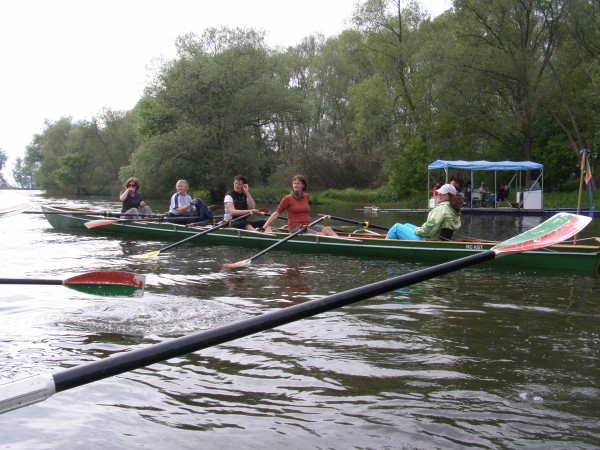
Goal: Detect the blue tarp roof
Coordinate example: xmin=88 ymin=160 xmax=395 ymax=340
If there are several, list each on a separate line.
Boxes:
xmin=428 ymin=160 xmax=543 ymax=171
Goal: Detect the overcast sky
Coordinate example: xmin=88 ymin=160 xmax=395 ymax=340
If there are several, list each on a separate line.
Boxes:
xmin=0 ymin=0 xmax=451 ymax=181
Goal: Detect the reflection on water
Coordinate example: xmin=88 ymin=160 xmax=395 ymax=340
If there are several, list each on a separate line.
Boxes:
xmin=0 ymin=191 xmax=599 ymax=448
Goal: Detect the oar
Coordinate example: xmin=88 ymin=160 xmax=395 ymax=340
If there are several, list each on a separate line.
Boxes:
xmin=0 ymin=213 xmax=589 ymax=415
xmin=85 ymin=215 xmax=196 ymax=229
xmin=223 ymin=215 xmax=329 ymax=269
xmin=132 ymin=213 xmax=254 ymax=260
xmin=0 ymin=271 xmax=146 ymax=297
xmin=84 ymin=206 xmax=222 ymax=229
xmin=0 ymin=202 xmax=33 ymax=218
xmin=323 ymin=214 xmax=389 ymax=231
xmin=25 ymin=210 xmax=162 ymax=217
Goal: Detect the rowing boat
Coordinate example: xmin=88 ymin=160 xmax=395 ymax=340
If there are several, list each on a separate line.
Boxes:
xmin=41 ymin=205 xmax=600 ymax=277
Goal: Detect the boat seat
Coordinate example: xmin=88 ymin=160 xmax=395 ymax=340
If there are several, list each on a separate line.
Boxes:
xmin=439 ymin=228 xmax=454 ymax=241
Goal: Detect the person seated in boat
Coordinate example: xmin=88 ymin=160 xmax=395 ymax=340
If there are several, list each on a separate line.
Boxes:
xmin=166 ymin=179 xmax=212 ymax=225
xmin=119 ymin=177 xmax=152 ymax=219
xmin=224 ymin=174 xmax=272 ymax=232
xmin=386 ymin=183 xmax=462 ymax=241
xmin=496 ymin=184 xmax=510 ymax=204
xmin=479 ymin=181 xmax=489 ymax=206
xmin=257 ymin=174 xmax=338 ymax=236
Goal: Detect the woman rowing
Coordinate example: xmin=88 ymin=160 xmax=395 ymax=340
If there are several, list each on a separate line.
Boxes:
xmin=258 ymin=174 xmax=338 ymax=236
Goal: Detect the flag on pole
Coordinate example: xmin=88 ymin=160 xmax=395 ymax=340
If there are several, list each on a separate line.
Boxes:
xmin=580 ymin=149 xmax=594 ymax=218
xmin=583 ymin=151 xmax=593 ymax=185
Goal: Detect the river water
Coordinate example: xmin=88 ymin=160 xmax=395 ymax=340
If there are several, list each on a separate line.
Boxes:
xmin=0 ymin=190 xmax=599 ymax=449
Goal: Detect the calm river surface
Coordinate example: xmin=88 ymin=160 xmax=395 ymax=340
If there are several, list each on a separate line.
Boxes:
xmin=0 ymin=190 xmax=599 ymax=449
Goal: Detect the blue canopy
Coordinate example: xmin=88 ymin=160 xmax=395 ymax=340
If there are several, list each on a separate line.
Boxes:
xmin=428 ymin=160 xmax=543 ymax=171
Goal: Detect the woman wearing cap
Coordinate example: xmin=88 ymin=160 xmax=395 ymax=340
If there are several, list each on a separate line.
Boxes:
xmin=386 ymin=183 xmax=462 ymax=241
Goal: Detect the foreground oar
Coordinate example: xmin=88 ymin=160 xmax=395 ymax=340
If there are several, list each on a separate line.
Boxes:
xmin=132 ymin=213 xmax=254 ymax=260
xmin=0 ymin=271 xmax=146 ymax=297
xmin=323 ymin=214 xmax=389 ymax=231
xmin=0 ymin=202 xmax=33 ymax=218
xmin=223 ymin=216 xmax=329 ymax=269
xmin=0 ymin=213 xmax=589 ymax=415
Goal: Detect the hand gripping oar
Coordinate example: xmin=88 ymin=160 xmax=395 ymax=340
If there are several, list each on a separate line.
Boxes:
xmin=0 ymin=213 xmax=590 ymax=415
xmin=323 ymin=214 xmax=389 ymax=231
xmin=0 ymin=271 xmax=146 ymax=297
xmin=223 ymin=215 xmax=329 ymax=269
xmin=132 ymin=213 xmax=253 ymax=260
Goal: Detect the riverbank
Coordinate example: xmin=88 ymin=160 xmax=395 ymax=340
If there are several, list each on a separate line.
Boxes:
xmin=292 ymin=188 xmax=598 ymax=211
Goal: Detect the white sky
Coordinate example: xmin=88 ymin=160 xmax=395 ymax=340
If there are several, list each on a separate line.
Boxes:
xmin=0 ymin=0 xmax=451 ymax=181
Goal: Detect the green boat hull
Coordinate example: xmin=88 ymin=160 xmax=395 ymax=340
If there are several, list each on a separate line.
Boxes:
xmin=42 ymin=206 xmax=600 ymax=277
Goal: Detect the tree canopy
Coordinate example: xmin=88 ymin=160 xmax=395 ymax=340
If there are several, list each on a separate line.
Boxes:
xmin=17 ymin=0 xmax=598 ymax=198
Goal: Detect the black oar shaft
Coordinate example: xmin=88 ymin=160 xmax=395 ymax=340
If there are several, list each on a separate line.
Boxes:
xmin=248 ymin=216 xmax=327 ymax=263
xmin=52 ymin=250 xmax=495 ymax=392
xmin=326 ymin=215 xmax=389 ymax=231
xmin=0 ymin=279 xmax=62 ymax=286
xmin=157 ymin=214 xmax=251 ymax=253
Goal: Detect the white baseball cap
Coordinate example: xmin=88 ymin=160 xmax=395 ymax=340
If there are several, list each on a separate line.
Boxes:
xmin=437 ymin=184 xmax=457 ymax=195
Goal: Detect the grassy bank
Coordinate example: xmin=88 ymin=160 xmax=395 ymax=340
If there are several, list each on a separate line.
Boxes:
xmin=210 ymin=185 xmax=596 ymax=210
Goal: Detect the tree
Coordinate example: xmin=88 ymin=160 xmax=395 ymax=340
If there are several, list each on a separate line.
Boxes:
xmin=124 ymin=27 xmax=303 ymax=199
xmin=12 ymin=157 xmax=34 ymax=189
xmin=450 ymin=0 xmax=562 ymax=162
xmin=0 ymin=148 xmax=8 ymax=188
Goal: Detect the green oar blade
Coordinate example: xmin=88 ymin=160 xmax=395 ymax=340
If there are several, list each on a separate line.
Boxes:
xmin=492 ymin=213 xmax=592 ymax=254
xmin=63 ymin=271 xmax=146 ymax=297
xmin=65 ymin=284 xmax=145 ymax=297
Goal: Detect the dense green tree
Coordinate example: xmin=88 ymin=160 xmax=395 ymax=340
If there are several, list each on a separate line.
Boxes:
xmin=12 ymin=157 xmax=34 ymax=189
xmin=123 ymin=27 xmax=303 ymax=199
xmin=23 ymin=110 xmax=138 ymax=195
xmin=0 ymin=148 xmax=8 ymax=188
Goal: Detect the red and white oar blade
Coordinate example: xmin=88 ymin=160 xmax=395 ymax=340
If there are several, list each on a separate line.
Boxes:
xmin=84 ymin=219 xmax=119 ymax=229
xmin=492 ymin=213 xmax=592 ymax=255
xmin=62 ymin=271 xmax=146 ymax=297
xmin=223 ymin=259 xmax=252 ymax=269
xmin=64 ymin=271 xmax=145 ymax=287
xmin=0 ymin=202 xmax=32 ymax=218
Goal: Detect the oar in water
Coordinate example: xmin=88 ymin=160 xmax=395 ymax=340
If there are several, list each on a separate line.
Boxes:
xmin=223 ymin=216 xmax=329 ymax=269
xmin=0 ymin=213 xmax=590 ymax=415
xmin=0 ymin=271 xmax=146 ymax=297
xmin=323 ymin=214 xmax=390 ymax=231
xmin=131 ymin=210 xmax=266 ymax=260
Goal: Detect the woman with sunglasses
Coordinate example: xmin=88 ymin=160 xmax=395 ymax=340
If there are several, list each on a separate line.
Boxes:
xmin=119 ymin=177 xmax=152 ymax=218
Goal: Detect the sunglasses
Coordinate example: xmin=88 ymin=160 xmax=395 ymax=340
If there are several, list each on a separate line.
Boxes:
xmin=127 ymin=183 xmax=137 ymax=187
